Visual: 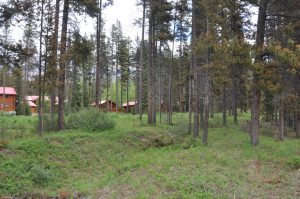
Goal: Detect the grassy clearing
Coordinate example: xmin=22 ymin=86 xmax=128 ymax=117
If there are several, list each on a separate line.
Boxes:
xmin=0 ymin=112 xmax=299 ymax=198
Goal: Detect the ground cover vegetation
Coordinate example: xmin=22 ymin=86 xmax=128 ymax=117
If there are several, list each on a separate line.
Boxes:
xmin=0 ymin=0 xmax=300 ymax=197
xmin=0 ymin=112 xmax=299 ymax=198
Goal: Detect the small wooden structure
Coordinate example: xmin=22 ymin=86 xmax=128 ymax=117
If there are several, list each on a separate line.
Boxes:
xmin=28 ymin=100 xmax=37 ymax=114
xmin=122 ymin=101 xmax=137 ymax=113
xmin=92 ymin=100 xmax=117 ymax=112
xmin=26 ymin=96 xmax=39 ymax=104
xmin=0 ymin=87 xmax=17 ymax=112
xmin=26 ymin=96 xmax=39 ymax=114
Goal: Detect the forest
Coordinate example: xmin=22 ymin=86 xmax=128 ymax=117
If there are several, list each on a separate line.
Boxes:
xmin=0 ymin=0 xmax=300 ymax=198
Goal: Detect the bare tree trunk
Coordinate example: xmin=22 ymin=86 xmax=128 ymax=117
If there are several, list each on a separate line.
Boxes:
xmin=202 ymin=73 xmax=210 ymax=145
xmin=106 ymin=68 xmax=109 ymax=111
xmin=296 ymin=110 xmax=300 ymax=138
xmin=223 ymin=82 xmax=227 ymax=126
xmin=126 ymin=78 xmax=129 ymax=113
xmin=139 ymin=0 xmax=146 ymax=121
xmin=279 ymin=99 xmax=285 ymax=140
xmin=188 ymin=60 xmax=193 ymax=134
xmin=95 ymin=0 xmax=103 ymax=108
xmin=58 ymin=0 xmax=70 ymax=130
xmin=38 ymin=0 xmax=45 ymax=135
xmin=158 ymin=43 xmax=162 ymax=123
xmin=192 ymin=0 xmax=199 ymax=137
xmin=116 ymin=47 xmax=119 ymax=112
xmin=50 ymin=0 xmax=60 ymax=128
xmin=147 ymin=0 xmax=156 ymax=124
xmin=202 ymin=16 xmax=211 ymax=145
xmin=251 ymin=0 xmax=268 ymax=145
xmin=233 ymin=72 xmax=238 ymax=124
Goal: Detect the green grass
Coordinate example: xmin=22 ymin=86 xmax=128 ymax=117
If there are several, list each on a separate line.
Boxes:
xmin=0 ymin=112 xmax=299 ymax=198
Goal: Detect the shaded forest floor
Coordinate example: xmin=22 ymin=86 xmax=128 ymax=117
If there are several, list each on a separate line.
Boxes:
xmin=0 ymin=113 xmax=299 ymax=198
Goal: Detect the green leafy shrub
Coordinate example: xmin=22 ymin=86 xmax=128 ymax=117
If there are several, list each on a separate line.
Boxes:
xmin=30 ymin=164 xmax=53 ymax=186
xmin=65 ymin=108 xmax=115 ymax=131
xmin=287 ymin=157 xmax=300 ymax=169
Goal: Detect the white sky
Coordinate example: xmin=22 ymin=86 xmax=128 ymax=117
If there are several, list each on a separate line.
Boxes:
xmin=9 ymin=0 xmax=141 ymax=41
xmin=9 ymin=0 xmax=257 ymax=45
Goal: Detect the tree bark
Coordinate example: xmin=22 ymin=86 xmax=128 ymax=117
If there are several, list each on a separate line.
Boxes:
xmin=139 ymin=0 xmax=146 ymax=121
xmin=147 ymin=0 xmax=156 ymax=124
xmin=95 ymin=0 xmax=103 ymax=108
xmin=50 ymin=0 xmax=60 ymax=128
xmin=58 ymin=0 xmax=70 ymax=130
xmin=192 ymin=0 xmax=199 ymax=137
xmin=251 ymin=0 xmax=268 ymax=145
xmin=233 ymin=71 xmax=238 ymax=124
xmin=188 ymin=59 xmax=193 ymax=134
xmin=223 ymin=82 xmax=227 ymax=126
xmin=279 ymin=100 xmax=285 ymax=140
xmin=296 ymin=110 xmax=300 ymax=138
xmin=38 ymin=0 xmax=45 ymax=135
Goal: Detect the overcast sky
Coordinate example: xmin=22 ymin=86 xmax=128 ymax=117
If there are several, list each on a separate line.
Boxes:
xmin=10 ymin=0 xmax=141 ymax=41
xmin=80 ymin=0 xmax=141 ymax=40
xmin=9 ymin=0 xmax=257 ymax=44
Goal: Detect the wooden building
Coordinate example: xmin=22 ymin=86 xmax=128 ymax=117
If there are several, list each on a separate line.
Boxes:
xmin=26 ymin=96 xmax=39 ymax=105
xmin=122 ymin=101 xmax=137 ymax=113
xmin=28 ymin=100 xmax=37 ymax=114
xmin=0 ymin=87 xmax=17 ymax=112
xmin=92 ymin=100 xmax=117 ymax=112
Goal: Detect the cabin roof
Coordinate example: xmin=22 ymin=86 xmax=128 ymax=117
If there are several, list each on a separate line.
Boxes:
xmin=26 ymin=96 xmax=39 ymax=101
xmin=0 ymin=87 xmax=17 ymax=95
xmin=122 ymin=101 xmax=137 ymax=107
xmin=91 ymin=100 xmax=116 ymax=106
xmin=28 ymin=101 xmax=37 ymax=107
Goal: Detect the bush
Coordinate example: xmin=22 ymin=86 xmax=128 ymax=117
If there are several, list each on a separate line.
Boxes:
xmin=31 ymin=164 xmax=53 ymax=186
xmin=65 ymin=108 xmax=115 ymax=131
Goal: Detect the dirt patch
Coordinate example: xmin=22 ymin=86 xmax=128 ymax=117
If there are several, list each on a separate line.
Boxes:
xmin=263 ymin=177 xmax=282 ymax=184
xmin=98 ymin=185 xmax=136 ymax=199
xmin=0 ymin=148 xmax=16 ymax=156
xmin=121 ymin=131 xmax=174 ymax=150
xmin=249 ymin=160 xmax=262 ymax=171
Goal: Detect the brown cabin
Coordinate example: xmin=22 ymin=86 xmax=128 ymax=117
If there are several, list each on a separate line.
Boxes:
xmin=0 ymin=87 xmax=17 ymax=112
xmin=122 ymin=101 xmax=137 ymax=113
xmin=28 ymin=100 xmax=37 ymax=114
xmin=92 ymin=100 xmax=117 ymax=112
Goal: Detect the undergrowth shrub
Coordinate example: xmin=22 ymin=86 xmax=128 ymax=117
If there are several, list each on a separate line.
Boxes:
xmin=31 ymin=164 xmax=54 ymax=186
xmin=65 ymin=108 xmax=115 ymax=131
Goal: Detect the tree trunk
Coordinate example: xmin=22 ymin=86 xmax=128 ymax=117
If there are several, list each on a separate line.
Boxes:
xmin=279 ymin=100 xmax=285 ymax=140
xmin=296 ymin=111 xmax=300 ymax=138
xmin=95 ymin=0 xmax=103 ymax=108
xmin=233 ymin=72 xmax=238 ymax=124
xmin=202 ymin=73 xmax=210 ymax=145
xmin=38 ymin=0 xmax=45 ymax=135
xmin=116 ymin=44 xmax=119 ymax=112
xmin=58 ymin=0 xmax=70 ymax=130
xmin=251 ymin=0 xmax=268 ymax=145
xmin=147 ymin=0 xmax=156 ymax=124
xmin=192 ymin=0 xmax=199 ymax=137
xmin=223 ymin=82 xmax=227 ymax=126
xmin=126 ymin=79 xmax=129 ymax=113
xmin=50 ymin=0 xmax=60 ymax=129
xmin=202 ymin=16 xmax=211 ymax=145
xmin=139 ymin=0 xmax=146 ymax=121
xmin=158 ymin=43 xmax=162 ymax=123
xmin=188 ymin=60 xmax=193 ymax=134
